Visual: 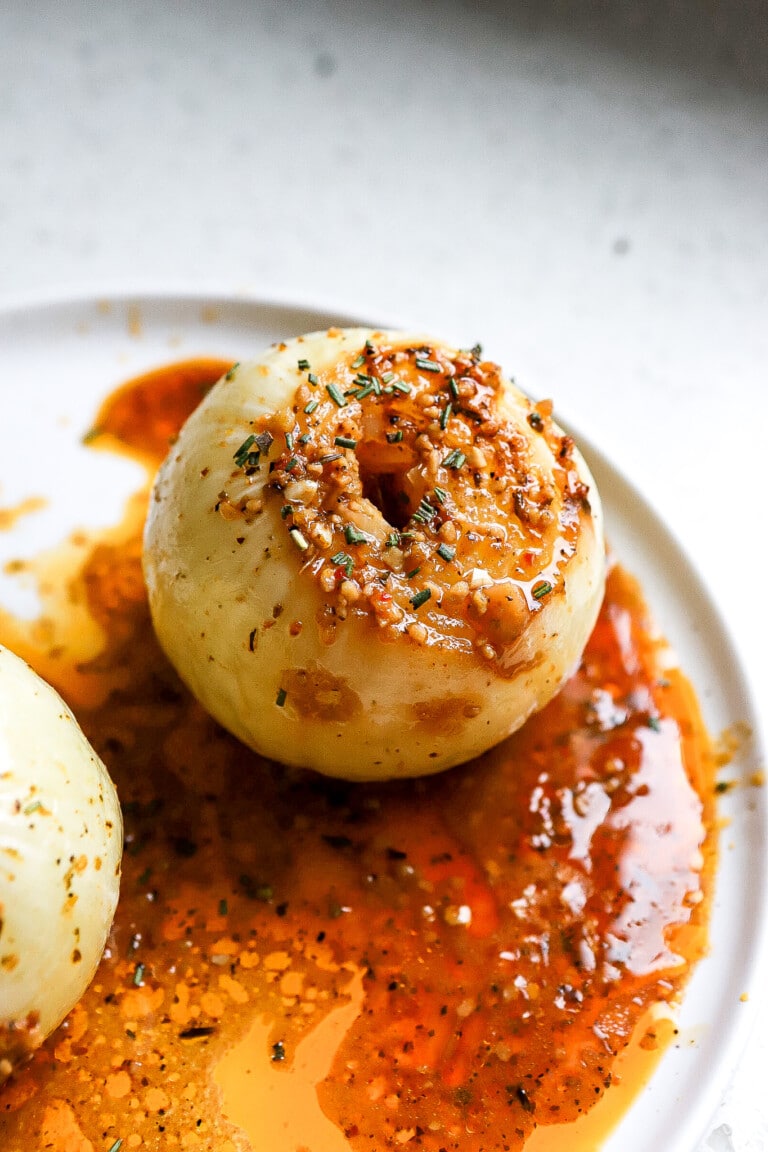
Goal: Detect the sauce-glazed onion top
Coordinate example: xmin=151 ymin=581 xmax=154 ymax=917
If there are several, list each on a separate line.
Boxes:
xmin=143 ymin=329 xmax=606 ymax=780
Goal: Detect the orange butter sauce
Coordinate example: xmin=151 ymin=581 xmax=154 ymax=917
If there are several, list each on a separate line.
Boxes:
xmin=0 ymin=360 xmax=716 ymax=1151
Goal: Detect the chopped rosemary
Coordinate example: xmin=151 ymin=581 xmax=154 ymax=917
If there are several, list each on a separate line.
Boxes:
xmin=280 ymin=505 xmax=293 ymax=519
xmin=437 ymin=543 xmax=456 ymax=562
xmin=285 ymin=457 xmax=299 ymax=471
xmin=439 ymin=402 xmax=452 ymax=430
xmin=442 ymin=449 xmax=466 ymax=469
xmin=386 ymin=430 xmax=404 ymax=443
xmin=470 ymin=342 xmax=482 ymax=358
xmin=289 ymin=528 xmax=309 ymax=551
xmin=354 ymin=382 xmax=376 ymax=400
xmin=298 ymin=358 xmax=310 ymax=371
xmin=304 ymin=398 xmax=319 ymax=414
xmin=233 ymin=433 xmax=257 ymax=465
xmin=108 ymin=1141 xmax=123 ymax=1152
xmin=532 ymin=581 xmax=552 ymax=600
xmin=219 ymin=898 xmax=228 ymax=916
xmin=133 ymin=963 xmax=145 ymax=987
xmin=285 ymin=432 xmax=295 ymax=450
xmin=448 ymin=376 xmax=459 ymax=398
xmin=391 ymin=379 xmax=411 ymax=394
xmin=412 ymin=496 xmax=435 ymax=524
xmin=326 ymin=383 xmax=347 ymax=407
xmin=299 ymin=432 xmax=311 ymax=443
xmin=385 ymin=532 xmax=400 ymax=548
xmin=416 ymin=357 xmax=441 ymax=372
xmin=308 ymin=372 xmax=319 ymax=386
xmin=406 ymin=566 xmax=421 ymax=579
xmin=334 ymin=436 xmax=358 ymax=449
xmin=23 ymin=799 xmax=42 ymax=815
xmin=276 ymin=688 xmax=287 ymax=707
xmin=225 ymin=362 xmax=240 ymax=381
xmin=319 ymin=452 xmax=343 ymax=464
xmin=647 ymin=715 xmax=662 ymax=732
xmin=344 ymin=524 xmax=368 ymax=545
xmin=411 ymin=588 xmax=431 ymax=609
xmin=433 ymin=485 xmax=448 ymax=503
xmin=330 ymin=551 xmax=354 ymax=577
xmin=351 ymin=353 xmax=365 ymax=369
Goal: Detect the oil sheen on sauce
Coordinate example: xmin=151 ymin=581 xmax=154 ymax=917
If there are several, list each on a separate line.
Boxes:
xmin=0 ymin=360 xmax=716 ymax=1152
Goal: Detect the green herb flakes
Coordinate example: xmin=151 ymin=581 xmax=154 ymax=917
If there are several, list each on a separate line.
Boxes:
xmin=233 ymin=433 xmax=257 ymax=466
xmin=330 ymin=551 xmax=355 ymax=578
xmin=326 ymin=383 xmax=347 ymax=408
xmin=289 ymin=528 xmax=309 ymax=551
xmin=442 ymin=449 xmax=466 ymax=470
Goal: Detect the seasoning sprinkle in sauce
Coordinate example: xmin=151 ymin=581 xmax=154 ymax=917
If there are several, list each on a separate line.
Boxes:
xmin=0 ymin=359 xmax=716 ymax=1152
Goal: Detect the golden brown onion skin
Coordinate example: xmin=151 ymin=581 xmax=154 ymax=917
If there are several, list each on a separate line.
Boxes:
xmin=143 ymin=329 xmax=605 ymax=780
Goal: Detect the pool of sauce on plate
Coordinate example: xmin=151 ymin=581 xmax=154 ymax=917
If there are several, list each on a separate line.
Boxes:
xmin=0 ymin=361 xmax=716 ymax=1152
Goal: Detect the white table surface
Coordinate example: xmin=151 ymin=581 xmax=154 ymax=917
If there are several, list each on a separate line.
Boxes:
xmin=1 ymin=2 xmax=766 ymax=1148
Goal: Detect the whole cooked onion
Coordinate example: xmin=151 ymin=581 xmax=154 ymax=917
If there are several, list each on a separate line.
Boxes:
xmin=143 ymin=328 xmax=605 ymax=780
xmin=0 ymin=646 xmax=122 ymax=1080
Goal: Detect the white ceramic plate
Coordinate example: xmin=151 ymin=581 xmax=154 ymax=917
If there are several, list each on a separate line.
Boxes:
xmin=0 ymin=291 xmax=765 ymax=1151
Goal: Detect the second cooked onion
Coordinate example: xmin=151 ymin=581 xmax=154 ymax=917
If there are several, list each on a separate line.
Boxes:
xmin=143 ymin=328 xmax=605 ymax=780
xmin=0 ymin=646 xmax=122 ymax=1081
